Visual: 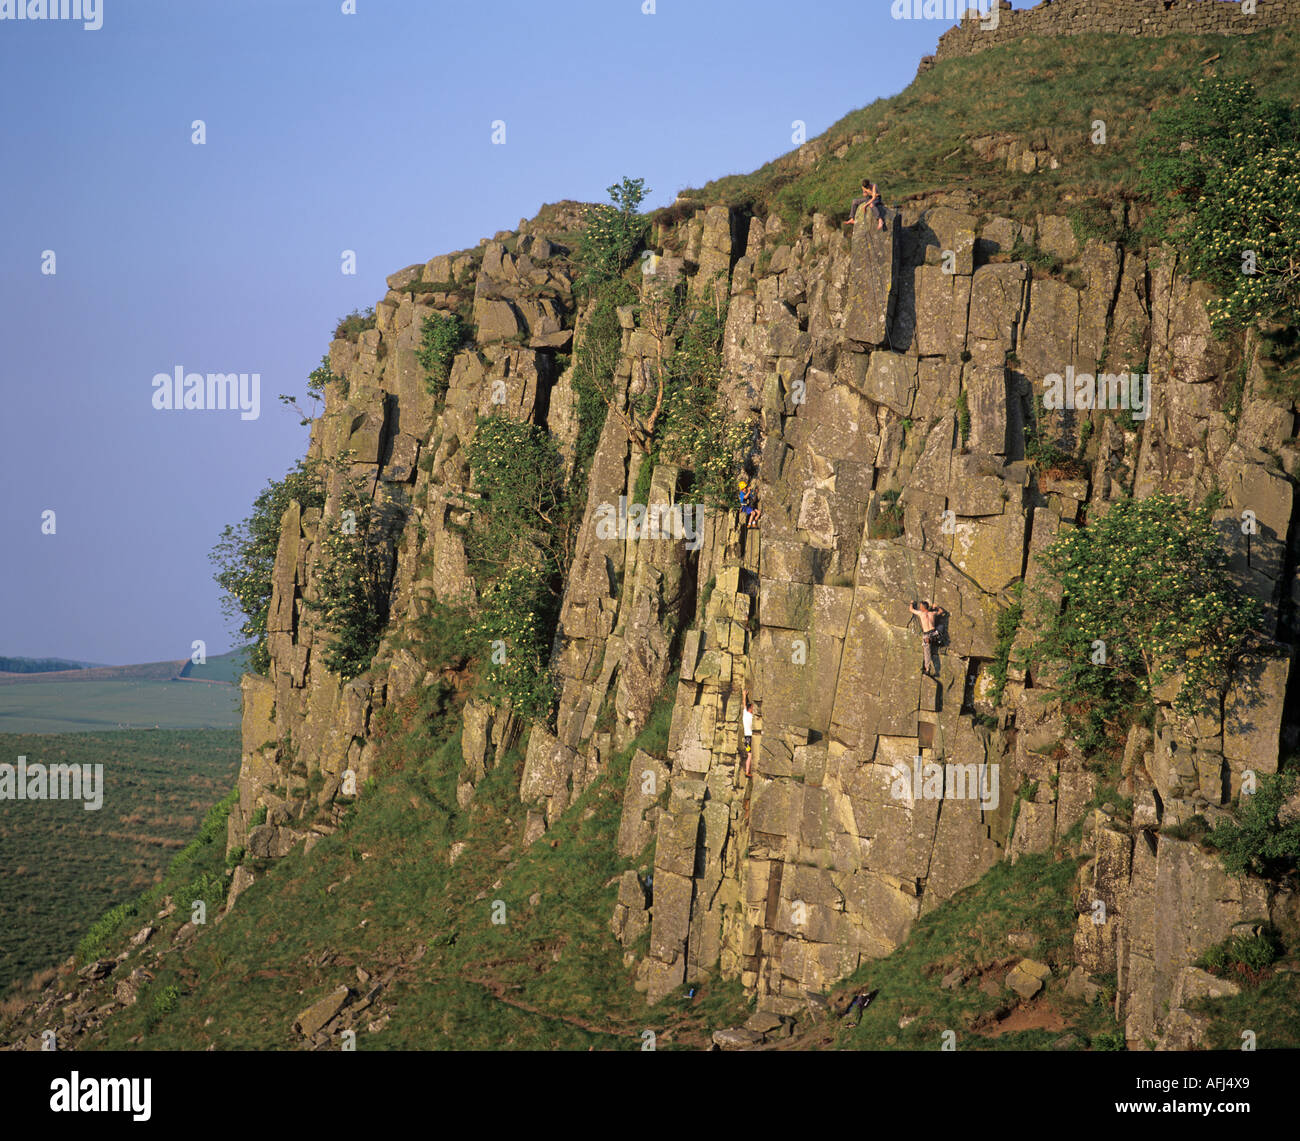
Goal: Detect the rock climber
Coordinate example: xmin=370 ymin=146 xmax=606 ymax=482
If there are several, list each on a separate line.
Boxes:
xmin=738 ymin=476 xmax=762 ymax=528
xmin=909 ymin=599 xmax=947 ymax=679
xmin=846 ymin=177 xmax=887 ymax=231
xmin=741 ymin=686 xmax=755 ymax=777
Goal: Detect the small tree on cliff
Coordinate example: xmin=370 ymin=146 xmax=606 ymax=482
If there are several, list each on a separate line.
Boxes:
xmin=571 ymin=177 xmax=650 ymax=474
xmin=1020 ymin=493 xmax=1261 ymax=754
xmin=575 ymin=176 xmax=650 ymax=297
xmin=210 ymin=460 xmax=325 ymax=675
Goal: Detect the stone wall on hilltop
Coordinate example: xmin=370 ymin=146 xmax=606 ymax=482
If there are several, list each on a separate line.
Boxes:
xmin=918 ymin=0 xmax=1300 ymax=75
xmin=229 ymin=178 xmax=1298 ymax=1049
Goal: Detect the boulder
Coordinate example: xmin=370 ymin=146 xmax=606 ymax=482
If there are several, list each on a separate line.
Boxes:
xmin=1006 ymin=958 xmax=1051 ymax=999
xmin=386 ymin=263 xmax=424 ymax=291
xmin=293 ymin=987 xmax=352 ymax=1037
xmin=472 ymin=298 xmax=523 ymax=342
xmin=712 ymin=1026 xmax=763 ymax=1049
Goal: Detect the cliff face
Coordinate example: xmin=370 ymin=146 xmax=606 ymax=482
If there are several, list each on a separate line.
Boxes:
xmin=230 ymin=179 xmax=1297 ymax=1045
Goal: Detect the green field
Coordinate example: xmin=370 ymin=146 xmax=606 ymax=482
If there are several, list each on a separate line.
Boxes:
xmin=0 ymin=680 xmax=240 ymax=734
xmin=0 ymin=730 xmax=240 ymax=994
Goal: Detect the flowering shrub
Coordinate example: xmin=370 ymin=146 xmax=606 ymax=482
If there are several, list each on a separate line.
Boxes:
xmin=464 ymin=417 xmax=566 ymax=574
xmin=1022 ymin=493 xmax=1261 ymax=751
xmin=470 ymin=562 xmax=558 ymax=722
xmin=648 ymin=289 xmax=754 ymax=507
xmin=1140 ymin=79 xmax=1300 ymax=339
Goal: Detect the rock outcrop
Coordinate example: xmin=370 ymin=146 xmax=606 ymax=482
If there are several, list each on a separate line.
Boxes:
xmin=225 ymin=155 xmax=1296 ymax=1054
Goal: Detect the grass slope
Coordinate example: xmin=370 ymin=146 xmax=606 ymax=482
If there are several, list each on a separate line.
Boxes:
xmin=829 ymin=854 xmax=1117 ymax=1050
xmin=678 ymin=25 xmax=1300 ymax=233
xmin=54 ymin=680 xmax=748 ymax=1050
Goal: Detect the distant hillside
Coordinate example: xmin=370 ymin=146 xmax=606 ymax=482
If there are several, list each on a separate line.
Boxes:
xmin=178 ymin=648 xmax=251 ymax=685
xmin=0 ymin=660 xmax=183 ymax=685
xmin=0 ymin=657 xmax=98 ymax=674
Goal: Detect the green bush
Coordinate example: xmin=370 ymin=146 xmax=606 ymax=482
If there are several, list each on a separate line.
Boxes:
xmin=464 ymin=418 xmax=567 ymax=575
xmin=1207 ymin=771 xmax=1300 ymax=879
xmin=416 ymin=312 xmax=468 ymax=400
xmin=1138 ymin=78 xmax=1300 ymax=391
xmin=306 ymin=355 xmax=342 ymax=394
xmin=76 ymin=901 xmax=137 ymax=965
xmin=869 ymin=489 xmax=904 ymax=540
xmin=1021 ymin=494 xmax=1261 ymax=751
xmin=986 ymin=583 xmax=1024 ymax=707
xmin=1023 ymin=393 xmax=1086 ymax=477
xmin=334 ymin=306 xmax=377 ymax=342
xmin=471 ymin=562 xmax=559 ymax=722
xmin=630 ymin=456 xmax=655 ymax=507
xmin=1008 ymin=236 xmax=1062 ymax=276
xmin=572 ymin=279 xmax=634 ymax=483
xmin=306 ymin=483 xmax=407 ymax=680
xmin=1198 ymin=928 xmax=1281 ymax=975
xmin=210 ymin=461 xmax=326 ymax=674
xmin=643 ymin=284 xmax=754 ymax=509
xmin=956 ymin=390 xmax=971 ymax=448
xmin=458 ymin=416 xmax=569 ymax=721
xmin=152 ymin=982 xmax=183 ymax=1018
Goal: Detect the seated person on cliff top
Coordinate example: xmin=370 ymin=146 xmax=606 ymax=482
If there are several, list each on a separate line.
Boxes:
xmin=846 ymin=178 xmax=886 ymax=231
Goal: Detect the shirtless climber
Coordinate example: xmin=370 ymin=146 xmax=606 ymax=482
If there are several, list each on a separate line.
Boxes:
xmin=909 ymin=600 xmax=947 ymax=679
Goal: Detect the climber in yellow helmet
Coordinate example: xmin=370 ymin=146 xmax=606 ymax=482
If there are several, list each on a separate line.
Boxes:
xmin=737 ymin=475 xmax=761 ymax=529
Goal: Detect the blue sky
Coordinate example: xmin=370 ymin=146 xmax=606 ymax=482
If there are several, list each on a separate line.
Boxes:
xmin=0 ymin=0 xmax=1015 ymax=664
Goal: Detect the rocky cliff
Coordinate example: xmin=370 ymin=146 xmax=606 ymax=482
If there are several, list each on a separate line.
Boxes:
xmin=184 ymin=0 xmax=1300 ymax=1052
xmin=224 ymin=167 xmax=1298 ymax=1049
